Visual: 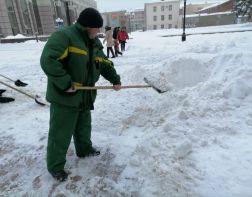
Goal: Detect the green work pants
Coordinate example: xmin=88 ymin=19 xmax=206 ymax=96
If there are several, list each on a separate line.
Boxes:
xmin=47 ymin=103 xmax=92 ymax=173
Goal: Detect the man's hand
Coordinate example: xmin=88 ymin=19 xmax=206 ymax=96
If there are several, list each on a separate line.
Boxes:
xmin=113 ymin=85 xmax=121 ymax=91
xmin=65 ymin=86 xmax=77 ymax=93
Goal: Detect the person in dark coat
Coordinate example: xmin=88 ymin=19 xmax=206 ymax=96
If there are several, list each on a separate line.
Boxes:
xmin=40 ymin=8 xmax=121 ymax=182
xmin=113 ymin=27 xmax=122 ymax=56
xmin=112 ymin=27 xmax=120 ymax=39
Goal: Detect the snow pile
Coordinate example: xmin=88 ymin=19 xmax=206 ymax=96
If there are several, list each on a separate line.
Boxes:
xmin=4 ymin=34 xmax=28 ymax=39
xmin=0 ymin=23 xmax=252 ymax=196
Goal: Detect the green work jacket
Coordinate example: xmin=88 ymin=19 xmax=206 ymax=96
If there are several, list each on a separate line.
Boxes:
xmin=40 ymin=23 xmax=121 ymax=109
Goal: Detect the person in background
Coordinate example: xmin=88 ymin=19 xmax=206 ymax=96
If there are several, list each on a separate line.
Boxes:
xmin=117 ymin=26 xmax=129 ymax=51
xmin=103 ymin=26 xmax=115 ymax=58
xmin=112 ymin=27 xmax=120 ymax=40
xmin=40 ymin=8 xmax=121 ymax=182
xmin=113 ymin=38 xmax=122 ymax=57
xmin=113 ymin=27 xmax=122 ymax=56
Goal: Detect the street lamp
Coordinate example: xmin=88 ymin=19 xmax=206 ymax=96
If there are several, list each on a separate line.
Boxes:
xmin=182 ymin=0 xmax=186 ymax=41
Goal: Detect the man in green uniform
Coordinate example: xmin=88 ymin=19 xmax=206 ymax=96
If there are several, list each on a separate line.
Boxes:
xmin=40 ymin=8 xmax=121 ymax=182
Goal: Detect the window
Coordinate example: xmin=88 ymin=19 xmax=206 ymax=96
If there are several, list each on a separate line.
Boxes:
xmin=168 ymin=24 xmax=172 ymax=29
xmin=153 ymin=6 xmax=157 ymax=12
xmin=153 ymin=16 xmax=157 ymax=21
xmin=161 ymin=6 xmax=165 ymax=11
xmin=169 ymin=5 xmax=172 ymax=11
xmin=153 ymin=25 xmax=157 ymax=30
xmin=169 ymin=14 xmax=172 ymax=20
xmin=161 ymin=15 xmax=165 ymax=21
xmin=161 ymin=24 xmax=164 ymax=29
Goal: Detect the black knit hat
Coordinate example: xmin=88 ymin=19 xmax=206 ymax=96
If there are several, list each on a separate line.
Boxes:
xmin=77 ymin=8 xmax=103 ymax=28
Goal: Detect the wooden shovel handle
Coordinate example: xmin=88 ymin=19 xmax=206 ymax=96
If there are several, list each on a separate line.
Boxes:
xmin=74 ymin=85 xmax=151 ymax=90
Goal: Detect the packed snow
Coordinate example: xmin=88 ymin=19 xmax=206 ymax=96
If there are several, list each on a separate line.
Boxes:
xmin=0 ymin=23 xmax=252 ymax=196
xmin=4 ymin=34 xmax=28 ymax=39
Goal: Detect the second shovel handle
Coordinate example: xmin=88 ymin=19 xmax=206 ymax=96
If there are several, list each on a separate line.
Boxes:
xmin=74 ymin=85 xmax=151 ymax=90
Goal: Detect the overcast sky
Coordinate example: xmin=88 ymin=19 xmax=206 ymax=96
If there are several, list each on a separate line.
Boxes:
xmin=96 ymin=0 xmax=224 ymax=12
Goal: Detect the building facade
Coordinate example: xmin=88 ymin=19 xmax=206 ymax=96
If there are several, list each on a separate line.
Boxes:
xmin=129 ymin=9 xmax=145 ymax=32
xmin=0 ymin=0 xmax=97 ymax=38
xmin=181 ymin=2 xmax=214 ymax=15
xmin=186 ymin=12 xmax=236 ymax=28
xmin=53 ymin=0 xmax=97 ymax=26
xmin=184 ymin=0 xmax=236 ymax=28
xmin=0 ymin=0 xmax=55 ymax=37
xmin=144 ymin=0 xmax=181 ymax=30
xmin=33 ymin=0 xmax=55 ymax=35
xmin=101 ymin=11 xmax=127 ymax=29
xmin=196 ymin=0 xmax=234 ymax=14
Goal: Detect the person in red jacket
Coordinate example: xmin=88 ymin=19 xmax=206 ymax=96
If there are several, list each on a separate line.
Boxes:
xmin=117 ymin=26 xmax=129 ymax=51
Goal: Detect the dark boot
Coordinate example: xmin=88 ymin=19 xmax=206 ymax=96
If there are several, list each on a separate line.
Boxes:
xmin=107 ymin=47 xmax=110 ymax=58
xmin=50 ymin=170 xmax=68 ymax=182
xmin=77 ymin=147 xmax=100 ymax=158
xmin=111 ymin=48 xmax=116 ymax=58
xmin=0 ymin=97 xmax=15 ymax=103
xmin=114 ymin=47 xmax=118 ymax=57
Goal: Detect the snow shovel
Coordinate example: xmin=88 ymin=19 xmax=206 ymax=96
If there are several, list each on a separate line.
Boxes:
xmin=73 ymin=77 xmax=169 ymax=93
xmin=0 ymin=80 xmax=46 ymax=106
xmin=0 ymin=74 xmax=28 ymax=87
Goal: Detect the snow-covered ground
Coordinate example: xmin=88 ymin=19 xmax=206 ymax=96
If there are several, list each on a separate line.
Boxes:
xmin=0 ymin=23 xmax=252 ymax=197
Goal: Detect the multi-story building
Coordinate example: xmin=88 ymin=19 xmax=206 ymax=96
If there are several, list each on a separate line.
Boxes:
xmin=101 ymin=10 xmax=144 ymax=33
xmin=129 ymin=9 xmax=145 ymax=32
xmin=53 ymin=0 xmax=97 ymax=26
xmin=144 ymin=0 xmax=181 ymax=30
xmin=181 ymin=2 xmax=214 ymax=15
xmin=101 ymin=11 xmax=127 ymax=29
xmin=0 ymin=0 xmax=55 ymax=37
xmin=196 ymin=0 xmax=234 ymax=14
xmin=179 ymin=2 xmax=214 ymax=28
xmin=33 ymin=0 xmax=56 ymax=35
xmin=0 ymin=0 xmax=97 ymax=38
xmin=185 ymin=0 xmax=236 ymax=27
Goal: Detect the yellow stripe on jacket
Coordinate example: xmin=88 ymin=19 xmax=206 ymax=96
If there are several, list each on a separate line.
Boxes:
xmin=57 ymin=47 xmax=87 ymax=60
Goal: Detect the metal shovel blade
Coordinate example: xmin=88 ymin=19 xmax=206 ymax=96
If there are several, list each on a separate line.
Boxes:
xmin=34 ymin=95 xmax=46 ymax=106
xmin=143 ymin=77 xmax=170 ymax=93
xmin=0 ymin=80 xmax=46 ymax=106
